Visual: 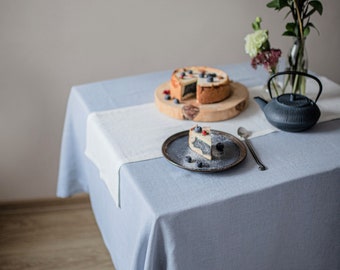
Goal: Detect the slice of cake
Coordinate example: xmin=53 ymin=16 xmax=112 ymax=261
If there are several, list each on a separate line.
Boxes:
xmin=188 ymin=125 xmax=212 ymax=160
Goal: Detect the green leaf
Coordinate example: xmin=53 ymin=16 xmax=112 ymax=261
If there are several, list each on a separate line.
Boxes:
xmin=285 ymin=22 xmax=296 ymax=32
xmin=284 ymin=10 xmax=292 ymax=20
xmin=305 ymin=8 xmax=317 ymax=18
xmin=309 ymin=0 xmax=323 ymax=15
xmin=303 ymin=26 xmax=310 ymax=37
xmin=283 ymin=30 xmax=297 ymax=37
xmin=266 ymin=0 xmax=280 ymax=9
xmin=266 ymin=0 xmax=290 ymax=10
xmin=306 ymin=22 xmax=320 ymax=35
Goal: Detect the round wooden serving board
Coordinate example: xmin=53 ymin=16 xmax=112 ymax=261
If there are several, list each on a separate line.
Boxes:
xmin=154 ymin=81 xmax=249 ymax=122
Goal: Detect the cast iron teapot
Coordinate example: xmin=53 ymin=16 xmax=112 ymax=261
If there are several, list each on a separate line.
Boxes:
xmin=254 ymin=71 xmax=322 ymax=132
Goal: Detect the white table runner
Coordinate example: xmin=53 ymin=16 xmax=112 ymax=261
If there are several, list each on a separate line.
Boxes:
xmin=85 ymin=77 xmax=340 ymax=206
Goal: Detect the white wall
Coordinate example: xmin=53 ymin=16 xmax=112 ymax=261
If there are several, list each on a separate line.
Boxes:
xmin=1 ymin=0 xmax=339 ymax=201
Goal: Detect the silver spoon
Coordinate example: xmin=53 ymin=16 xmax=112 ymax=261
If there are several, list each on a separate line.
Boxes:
xmin=237 ymin=127 xmax=266 ymax=171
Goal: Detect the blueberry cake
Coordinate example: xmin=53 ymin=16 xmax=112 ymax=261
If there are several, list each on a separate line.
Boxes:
xmin=188 ymin=125 xmax=212 ymax=160
xmin=170 ymin=66 xmax=231 ymax=104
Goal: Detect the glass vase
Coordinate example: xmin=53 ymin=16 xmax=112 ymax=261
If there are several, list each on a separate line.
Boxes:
xmin=262 ymin=72 xmax=284 ymax=100
xmin=287 ymin=38 xmax=308 ymax=95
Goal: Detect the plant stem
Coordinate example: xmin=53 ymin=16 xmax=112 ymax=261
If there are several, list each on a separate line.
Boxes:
xmin=272 ymin=79 xmax=279 ymax=96
xmin=291 ymin=0 xmax=306 ymax=95
xmin=293 ymin=0 xmax=304 ymax=43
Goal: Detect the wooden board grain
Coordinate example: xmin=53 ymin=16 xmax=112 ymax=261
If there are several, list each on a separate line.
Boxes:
xmin=154 ymin=81 xmax=249 ymax=122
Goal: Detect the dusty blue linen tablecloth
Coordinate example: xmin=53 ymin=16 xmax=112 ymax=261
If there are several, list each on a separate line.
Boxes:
xmin=57 ymin=63 xmax=340 ymax=270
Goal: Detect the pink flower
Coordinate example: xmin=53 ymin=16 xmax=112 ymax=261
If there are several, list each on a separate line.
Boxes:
xmin=251 ymin=49 xmax=282 ymax=73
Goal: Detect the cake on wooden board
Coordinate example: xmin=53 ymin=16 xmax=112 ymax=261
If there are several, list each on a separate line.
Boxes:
xmin=154 ymin=65 xmax=249 ymax=122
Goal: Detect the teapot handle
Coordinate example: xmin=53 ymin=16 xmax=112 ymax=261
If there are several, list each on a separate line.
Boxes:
xmin=267 ymin=71 xmax=323 ymax=103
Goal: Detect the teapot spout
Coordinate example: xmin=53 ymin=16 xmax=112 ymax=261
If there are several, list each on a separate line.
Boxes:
xmin=253 ymin=96 xmax=268 ymax=111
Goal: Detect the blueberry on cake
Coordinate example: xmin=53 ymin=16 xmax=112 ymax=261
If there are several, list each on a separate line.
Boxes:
xmin=188 ymin=125 xmax=212 ymax=160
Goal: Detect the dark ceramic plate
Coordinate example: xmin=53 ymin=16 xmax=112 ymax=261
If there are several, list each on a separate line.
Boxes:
xmin=162 ymin=130 xmax=247 ymax=172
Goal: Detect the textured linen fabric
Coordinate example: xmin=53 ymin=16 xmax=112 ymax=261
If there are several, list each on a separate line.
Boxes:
xmin=57 ymin=63 xmax=340 ymax=270
xmin=84 ymin=76 xmax=340 ymax=206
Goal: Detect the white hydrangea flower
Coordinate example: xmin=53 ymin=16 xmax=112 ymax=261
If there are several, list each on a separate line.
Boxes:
xmin=244 ymin=30 xmax=268 ymax=58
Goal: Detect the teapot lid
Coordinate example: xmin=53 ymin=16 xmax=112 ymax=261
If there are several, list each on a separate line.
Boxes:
xmin=277 ymin=94 xmax=313 ymax=107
